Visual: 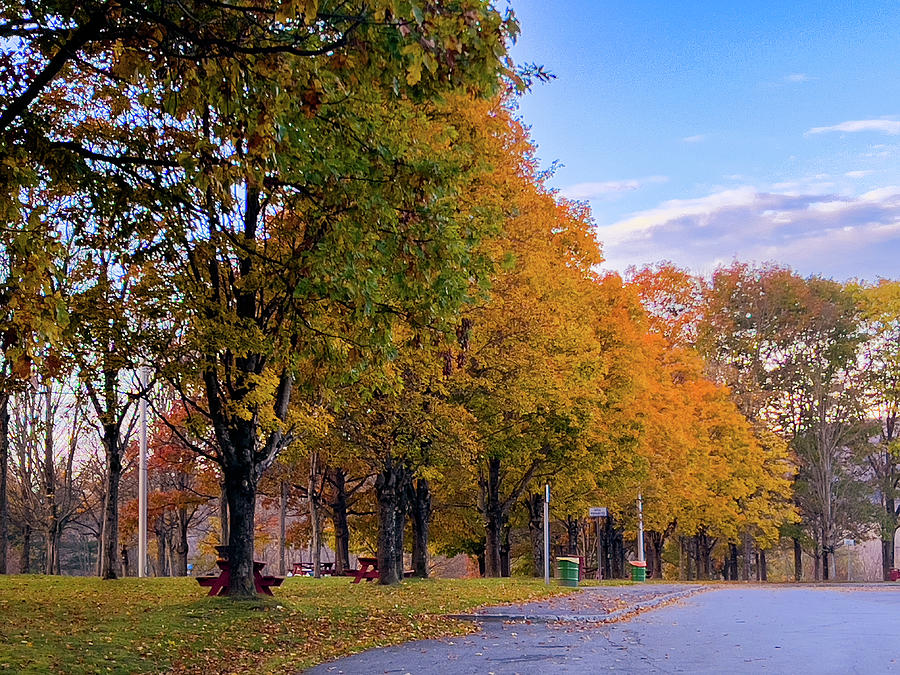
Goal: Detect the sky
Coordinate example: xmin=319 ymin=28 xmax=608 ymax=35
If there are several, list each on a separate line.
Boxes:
xmin=506 ymin=0 xmax=900 ymax=281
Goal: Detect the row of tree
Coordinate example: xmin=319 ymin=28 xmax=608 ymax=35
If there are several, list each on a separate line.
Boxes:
xmin=4 ymin=0 xmax=896 ymax=592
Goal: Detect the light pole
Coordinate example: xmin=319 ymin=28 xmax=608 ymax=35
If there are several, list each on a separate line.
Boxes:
xmin=543 ymin=484 xmax=550 ymax=584
xmin=138 ymin=367 xmax=148 ymax=578
xmin=637 ymin=493 xmax=645 ymax=563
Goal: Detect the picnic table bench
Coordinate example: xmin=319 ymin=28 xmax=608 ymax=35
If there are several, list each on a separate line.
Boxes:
xmin=346 ymin=556 xmax=416 ymax=583
xmin=291 ymin=561 xmax=334 ymax=576
xmin=197 ymin=546 xmax=283 ymax=596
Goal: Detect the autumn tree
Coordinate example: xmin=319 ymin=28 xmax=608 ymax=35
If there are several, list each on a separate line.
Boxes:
xmin=5 ymin=0 xmax=523 ymax=594
xmin=858 ymin=280 xmax=900 ymax=579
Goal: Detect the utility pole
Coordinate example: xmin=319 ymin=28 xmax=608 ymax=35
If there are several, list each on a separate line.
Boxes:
xmin=637 ymin=493 xmax=645 ymax=564
xmin=543 ymin=484 xmax=550 ymax=585
xmin=138 ymin=367 xmax=148 ymax=578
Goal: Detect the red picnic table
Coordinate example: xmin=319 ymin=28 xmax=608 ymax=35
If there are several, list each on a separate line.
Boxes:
xmin=348 ymin=556 xmax=380 ymax=583
xmin=197 ymin=547 xmax=283 ymax=596
xmin=346 ymin=557 xmax=416 ymax=583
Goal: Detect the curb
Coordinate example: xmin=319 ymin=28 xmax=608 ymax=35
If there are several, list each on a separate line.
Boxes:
xmin=446 ymin=586 xmax=709 ymax=624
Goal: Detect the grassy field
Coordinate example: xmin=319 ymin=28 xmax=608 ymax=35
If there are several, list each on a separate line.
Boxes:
xmin=0 ymin=575 xmax=580 ymax=674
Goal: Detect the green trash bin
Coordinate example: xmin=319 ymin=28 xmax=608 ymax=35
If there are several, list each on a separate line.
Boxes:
xmin=557 ymin=556 xmax=580 ymax=587
xmin=629 ymin=560 xmax=647 ymax=582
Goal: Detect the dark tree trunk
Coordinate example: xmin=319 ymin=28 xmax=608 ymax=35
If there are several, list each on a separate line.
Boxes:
xmin=526 ymin=493 xmax=544 ymax=577
xmin=224 ymin=465 xmax=258 ymax=597
xmin=483 ymin=457 xmax=504 ymax=578
xmin=43 ymin=387 xmax=58 ymax=575
xmin=729 ymin=542 xmax=739 ymax=581
xmin=99 ymin=422 xmax=121 ymax=580
xmin=696 ymin=534 xmax=711 ymax=580
xmin=154 ymin=514 xmax=167 ymax=576
xmin=793 ymin=537 xmax=802 ymax=582
xmin=884 ymin=496 xmax=896 ymax=581
xmin=410 ymin=477 xmax=431 ymax=578
xmin=823 ymin=548 xmax=830 ymax=581
xmin=175 ymin=508 xmax=189 ymax=576
xmin=566 ymin=516 xmax=579 ymax=555
xmin=646 ymin=531 xmax=665 ymax=579
xmin=20 ymin=524 xmax=30 ymax=573
xmin=883 ymin=537 xmax=894 ymax=581
xmin=500 ymin=523 xmax=511 ymax=578
xmin=741 ymin=531 xmax=751 ymax=581
xmin=0 ymin=392 xmax=8 ymax=574
xmin=759 ymin=549 xmax=767 ymax=581
xmin=329 ymin=468 xmax=350 ymax=576
xmin=603 ymin=514 xmax=624 ymax=579
xmin=375 ymin=457 xmax=409 ymax=585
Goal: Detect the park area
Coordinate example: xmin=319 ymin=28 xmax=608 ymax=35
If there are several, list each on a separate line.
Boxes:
xmin=0 ymin=575 xmax=582 ymax=673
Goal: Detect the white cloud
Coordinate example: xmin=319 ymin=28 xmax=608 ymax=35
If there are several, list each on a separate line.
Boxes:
xmin=807 ymin=119 xmax=900 ymax=135
xmin=845 ymin=170 xmax=875 ymax=178
xmin=561 ymin=175 xmax=668 ymax=201
xmin=785 ymin=73 xmax=812 ymax=83
xmin=595 ymin=185 xmax=900 ymax=280
xmin=682 ymin=134 xmax=708 ymax=143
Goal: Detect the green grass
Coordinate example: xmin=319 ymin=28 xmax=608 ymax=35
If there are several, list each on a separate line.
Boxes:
xmin=0 ymin=575 xmax=576 ymax=674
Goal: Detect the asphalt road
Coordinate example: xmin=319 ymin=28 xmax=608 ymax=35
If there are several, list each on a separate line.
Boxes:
xmin=306 ymin=586 xmax=900 ymax=674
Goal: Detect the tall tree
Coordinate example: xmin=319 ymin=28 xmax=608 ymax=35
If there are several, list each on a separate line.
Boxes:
xmin=858 ymin=280 xmax=900 ymax=579
xmin=6 ymin=0 xmax=519 ymax=595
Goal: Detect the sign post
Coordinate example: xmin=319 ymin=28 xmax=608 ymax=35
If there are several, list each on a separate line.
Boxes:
xmin=589 ymin=507 xmax=608 ymax=580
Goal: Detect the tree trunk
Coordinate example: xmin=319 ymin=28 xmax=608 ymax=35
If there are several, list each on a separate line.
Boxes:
xmin=175 ymin=509 xmax=189 ymax=576
xmin=695 ymin=535 xmax=706 ymax=580
xmin=224 ymin=466 xmax=258 ymax=597
xmin=410 ymin=477 xmax=431 ymax=578
xmin=729 ymin=542 xmax=739 ymax=581
xmin=883 ymin=536 xmax=894 ymax=581
xmin=646 ymin=531 xmax=665 ymax=579
xmin=823 ymin=548 xmax=830 ymax=581
xmin=99 ymin=422 xmax=121 ymax=580
xmin=43 ymin=386 xmax=58 ymax=575
xmin=793 ymin=537 xmax=802 ymax=582
xmin=155 ymin=514 xmax=167 ymax=576
xmin=308 ymin=451 xmax=321 ymax=578
xmin=329 ymin=468 xmax=350 ymax=576
xmin=526 ymin=493 xmax=544 ymax=577
xmin=219 ymin=483 xmax=229 ymax=545
xmin=741 ymin=531 xmax=751 ymax=581
xmin=604 ymin=514 xmax=624 ymax=579
xmin=566 ymin=516 xmax=579 ymax=555
xmin=759 ymin=549 xmax=767 ymax=581
xmin=20 ymin=524 xmax=30 ymax=573
xmin=278 ymin=480 xmax=287 ymax=577
xmin=375 ymin=456 xmax=409 ymax=585
xmin=483 ymin=457 xmax=504 ymax=578
xmin=500 ymin=523 xmax=511 ymax=578
xmin=0 ymin=392 xmax=8 ymax=574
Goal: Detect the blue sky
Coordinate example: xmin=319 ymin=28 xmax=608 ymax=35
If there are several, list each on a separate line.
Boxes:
xmin=507 ymin=1 xmax=900 ymax=280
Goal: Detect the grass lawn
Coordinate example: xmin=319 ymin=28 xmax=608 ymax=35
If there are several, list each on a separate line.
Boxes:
xmin=0 ymin=574 xmax=577 ymax=674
